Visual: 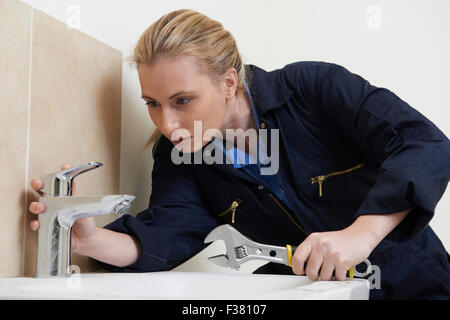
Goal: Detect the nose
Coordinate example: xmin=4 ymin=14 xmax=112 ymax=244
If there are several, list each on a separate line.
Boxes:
xmin=159 ymin=106 xmax=181 ymax=137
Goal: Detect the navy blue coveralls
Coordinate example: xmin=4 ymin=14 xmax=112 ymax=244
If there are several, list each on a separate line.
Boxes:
xmin=97 ymin=61 xmax=450 ymax=300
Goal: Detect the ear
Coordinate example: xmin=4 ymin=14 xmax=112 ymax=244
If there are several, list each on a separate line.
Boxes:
xmin=223 ymin=67 xmax=238 ymax=100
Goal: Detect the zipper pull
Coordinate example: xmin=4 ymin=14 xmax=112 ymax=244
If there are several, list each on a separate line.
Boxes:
xmin=231 ymin=200 xmax=239 ymax=223
xmin=311 ymin=175 xmax=325 ymax=197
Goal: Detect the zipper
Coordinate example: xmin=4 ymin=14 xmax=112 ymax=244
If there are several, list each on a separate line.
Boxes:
xmin=268 ymin=193 xmax=309 ymax=237
xmin=311 ymin=162 xmax=365 ymax=197
xmin=217 ymin=198 xmax=243 ymax=223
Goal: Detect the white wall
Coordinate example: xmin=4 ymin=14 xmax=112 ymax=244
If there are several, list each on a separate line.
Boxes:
xmin=21 ymin=0 xmax=450 ymax=273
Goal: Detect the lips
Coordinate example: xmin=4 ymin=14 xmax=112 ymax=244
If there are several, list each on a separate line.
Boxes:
xmin=171 ymin=136 xmax=191 ymax=146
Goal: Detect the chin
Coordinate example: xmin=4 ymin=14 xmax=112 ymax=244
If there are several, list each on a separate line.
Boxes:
xmin=173 ymin=138 xmax=205 ymax=154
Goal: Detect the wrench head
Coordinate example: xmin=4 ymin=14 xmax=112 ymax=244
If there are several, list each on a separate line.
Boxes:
xmin=204 ymin=224 xmax=249 ymax=244
xmin=204 ymin=224 xmax=233 ymax=244
xmin=207 ymin=254 xmax=240 ymax=270
xmin=204 ymin=224 xmax=252 ymax=269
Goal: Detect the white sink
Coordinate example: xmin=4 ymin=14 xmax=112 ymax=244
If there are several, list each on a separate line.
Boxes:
xmin=0 ymin=271 xmax=370 ymax=300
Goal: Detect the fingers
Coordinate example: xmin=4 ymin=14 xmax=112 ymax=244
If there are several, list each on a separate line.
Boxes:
xmin=30 ymin=220 xmax=40 ymax=231
xmin=29 ymin=178 xmax=44 ymax=231
xmin=305 ymin=248 xmax=323 ymax=281
xmin=334 ymin=263 xmax=349 ymax=281
xmin=292 ymin=242 xmax=311 ymax=275
xmin=30 ymin=178 xmax=43 ymax=192
xmin=61 ymin=163 xmax=71 ymax=170
xmin=28 ymin=201 xmax=44 ymax=232
xmin=291 ymin=233 xmax=354 ymax=282
xmin=28 ymin=201 xmax=47 ymax=231
xmin=319 ymin=255 xmax=335 ymax=281
xmin=294 ymin=247 xmax=335 ymax=281
xmin=29 ymin=201 xmax=46 ymax=214
xmin=29 ymin=163 xmax=73 ymax=232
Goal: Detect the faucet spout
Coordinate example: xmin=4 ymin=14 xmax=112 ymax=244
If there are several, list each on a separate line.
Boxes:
xmin=36 ymin=194 xmax=135 ymax=277
xmin=56 ymin=195 xmax=134 ymax=230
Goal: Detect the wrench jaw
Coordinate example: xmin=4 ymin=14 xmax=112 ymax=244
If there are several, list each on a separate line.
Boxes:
xmin=204 ymin=224 xmax=249 ymax=270
xmin=204 ymin=224 xmax=290 ymax=270
xmin=208 ymin=254 xmax=242 ymax=270
xmin=207 ymin=252 xmax=253 ymax=270
xmin=207 ymin=254 xmax=235 ymax=269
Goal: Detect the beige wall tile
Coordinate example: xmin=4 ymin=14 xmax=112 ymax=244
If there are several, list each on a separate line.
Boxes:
xmin=23 ymin=8 xmax=123 ymax=276
xmin=0 ymin=0 xmax=32 ymax=277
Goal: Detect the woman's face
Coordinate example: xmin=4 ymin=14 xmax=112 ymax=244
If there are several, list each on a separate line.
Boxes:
xmin=138 ymin=55 xmax=233 ymax=153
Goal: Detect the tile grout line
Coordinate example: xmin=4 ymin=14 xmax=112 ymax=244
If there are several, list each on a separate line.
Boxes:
xmin=22 ymin=7 xmax=34 ymax=277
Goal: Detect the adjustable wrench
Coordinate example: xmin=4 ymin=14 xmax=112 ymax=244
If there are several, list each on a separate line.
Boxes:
xmin=204 ymin=224 xmax=372 ymax=278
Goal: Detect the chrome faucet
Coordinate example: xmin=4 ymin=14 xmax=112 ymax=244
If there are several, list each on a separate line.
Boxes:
xmin=34 ymin=162 xmax=135 ymax=277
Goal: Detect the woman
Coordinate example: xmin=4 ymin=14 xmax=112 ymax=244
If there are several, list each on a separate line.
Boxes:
xmin=29 ymin=9 xmax=450 ymax=299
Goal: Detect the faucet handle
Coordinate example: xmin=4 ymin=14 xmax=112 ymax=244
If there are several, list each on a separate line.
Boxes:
xmin=39 ymin=162 xmax=103 ymax=197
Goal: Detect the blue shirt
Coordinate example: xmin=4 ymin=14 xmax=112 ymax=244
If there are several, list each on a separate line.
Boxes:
xmin=210 ymin=80 xmax=292 ymax=211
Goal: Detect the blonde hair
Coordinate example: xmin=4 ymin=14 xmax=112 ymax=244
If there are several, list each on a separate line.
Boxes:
xmin=130 ymin=9 xmax=249 ymax=153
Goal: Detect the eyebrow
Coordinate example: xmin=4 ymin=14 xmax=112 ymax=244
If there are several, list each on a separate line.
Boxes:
xmin=141 ymin=90 xmax=194 ymax=101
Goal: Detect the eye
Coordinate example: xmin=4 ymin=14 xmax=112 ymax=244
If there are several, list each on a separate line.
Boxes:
xmin=176 ymin=97 xmax=191 ymax=105
xmin=145 ymin=100 xmax=159 ymax=108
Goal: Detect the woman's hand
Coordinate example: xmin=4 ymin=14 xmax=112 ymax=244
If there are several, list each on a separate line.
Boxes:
xmin=291 ymin=209 xmax=412 ymax=281
xmin=291 ymin=227 xmax=374 ymax=281
xmin=29 ymin=164 xmax=98 ymax=254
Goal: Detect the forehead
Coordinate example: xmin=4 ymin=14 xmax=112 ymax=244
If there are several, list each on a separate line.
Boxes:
xmin=138 ymin=56 xmax=210 ymax=95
